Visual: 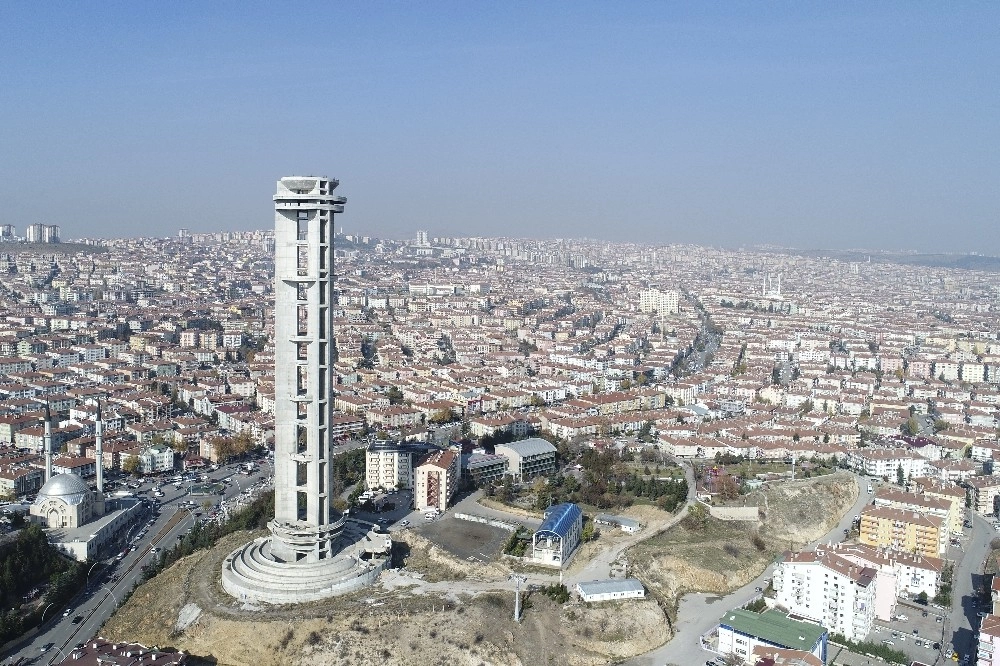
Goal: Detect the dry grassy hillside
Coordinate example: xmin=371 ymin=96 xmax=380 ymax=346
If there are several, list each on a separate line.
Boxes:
xmin=628 ymin=472 xmax=857 ymax=615
xmin=103 ymin=530 xmax=667 ymax=666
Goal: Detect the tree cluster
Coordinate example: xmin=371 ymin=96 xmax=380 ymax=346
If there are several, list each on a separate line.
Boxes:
xmin=207 ymin=431 xmax=261 ymax=464
xmin=0 ymin=524 xmax=85 ymax=645
xmin=143 ymin=490 xmax=276 ymax=581
xmin=546 ymin=450 xmax=689 ymax=511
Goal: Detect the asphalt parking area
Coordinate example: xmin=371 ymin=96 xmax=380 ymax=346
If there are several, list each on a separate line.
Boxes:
xmin=416 ymin=516 xmax=510 ymax=564
xmin=871 ymin=608 xmax=946 ymax=660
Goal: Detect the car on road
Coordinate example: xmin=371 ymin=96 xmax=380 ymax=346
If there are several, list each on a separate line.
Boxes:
xmin=754 ymin=586 xmax=763 ymax=592
xmin=72 ymin=615 xmax=84 ymax=624
xmin=882 ymin=639 xmax=894 ymax=646
xmin=400 ymin=519 xmax=409 ymax=526
xmin=40 ymin=642 xmax=54 ymax=652
xmin=63 ymin=608 xmax=72 ymax=617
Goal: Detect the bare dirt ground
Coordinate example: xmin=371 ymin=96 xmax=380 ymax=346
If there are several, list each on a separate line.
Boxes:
xmin=415 ymin=516 xmax=511 ymax=565
xmin=627 ymin=472 xmax=857 ymax=620
xmin=102 ymin=474 xmax=853 ymax=665
xmin=102 ymin=528 xmax=668 ymax=666
xmin=477 ymin=497 xmax=543 ymax=520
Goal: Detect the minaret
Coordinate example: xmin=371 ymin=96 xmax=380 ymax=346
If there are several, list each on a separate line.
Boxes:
xmin=43 ymin=403 xmax=53 ymax=481
xmin=95 ymin=400 xmax=104 ymax=493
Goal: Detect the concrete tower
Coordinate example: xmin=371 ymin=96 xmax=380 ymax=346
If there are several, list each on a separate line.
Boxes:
xmin=222 ymin=176 xmax=391 ymax=603
xmin=95 ymin=400 xmax=104 ymax=493
xmin=269 ymin=176 xmax=345 ymax=562
xmin=43 ymin=403 xmax=53 ymax=481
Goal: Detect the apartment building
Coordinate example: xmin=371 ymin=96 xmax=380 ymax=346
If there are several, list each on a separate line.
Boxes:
xmin=968 ymin=475 xmax=1000 ymax=516
xmin=847 ymin=447 xmax=928 ymax=479
xmin=495 ymin=438 xmax=557 ymax=482
xmin=365 ymin=441 xmax=416 ymax=491
xmin=772 ymin=549 xmax=877 ymax=641
xmin=859 ymin=504 xmax=946 ymax=557
xmin=979 ymin=614 xmax=1000 ymax=666
xmin=413 ymin=448 xmax=460 ymax=512
xmin=138 ymin=442 xmax=175 ymax=474
xmin=873 ymin=487 xmax=958 ymax=536
xmin=806 ymin=541 xmax=942 ymax=611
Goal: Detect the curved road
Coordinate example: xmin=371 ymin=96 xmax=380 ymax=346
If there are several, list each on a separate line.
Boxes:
xmin=626 ymin=473 xmax=871 ymax=666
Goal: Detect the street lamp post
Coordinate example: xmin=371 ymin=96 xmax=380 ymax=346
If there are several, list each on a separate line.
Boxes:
xmin=85 ymin=561 xmax=100 ymax=591
xmin=99 ymin=583 xmax=117 ymax=609
xmin=46 ymin=645 xmax=67 ymax=666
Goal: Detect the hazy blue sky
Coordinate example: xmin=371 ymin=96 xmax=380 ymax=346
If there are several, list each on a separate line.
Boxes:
xmin=1 ymin=2 xmax=997 ymax=253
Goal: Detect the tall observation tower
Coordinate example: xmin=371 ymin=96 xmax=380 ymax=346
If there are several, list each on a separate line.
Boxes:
xmin=270 ymin=176 xmax=343 ymax=562
xmin=222 ymin=176 xmax=391 ymax=603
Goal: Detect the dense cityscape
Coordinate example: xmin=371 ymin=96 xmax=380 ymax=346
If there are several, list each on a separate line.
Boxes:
xmin=1 ymin=188 xmax=1000 ymax=666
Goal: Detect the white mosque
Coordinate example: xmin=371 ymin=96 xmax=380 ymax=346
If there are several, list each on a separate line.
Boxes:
xmin=29 ymin=404 xmax=142 ymax=561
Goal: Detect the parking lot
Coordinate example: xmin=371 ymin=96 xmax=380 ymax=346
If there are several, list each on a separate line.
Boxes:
xmin=416 ymin=515 xmax=510 ymax=564
xmin=870 ymin=606 xmax=947 ymax=661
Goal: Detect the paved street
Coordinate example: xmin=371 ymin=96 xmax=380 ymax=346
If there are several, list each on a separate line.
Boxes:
xmin=2 ymin=460 xmax=274 ymax=665
xmin=626 ymin=473 xmax=872 ymax=666
xmin=946 ymin=511 xmax=996 ymax=663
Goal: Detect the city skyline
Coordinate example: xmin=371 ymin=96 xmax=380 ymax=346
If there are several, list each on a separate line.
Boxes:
xmin=1 ymin=3 xmax=997 ymax=254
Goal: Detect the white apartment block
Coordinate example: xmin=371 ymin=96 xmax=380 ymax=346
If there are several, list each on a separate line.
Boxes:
xmin=638 ymin=288 xmax=679 ymax=315
xmin=816 ymin=542 xmax=941 ymax=604
xmin=139 ymin=443 xmax=175 ymax=474
xmin=979 ymin=614 xmax=1000 ymax=666
xmin=846 ymin=448 xmax=928 ymax=480
xmin=773 ymin=549 xmax=877 ymax=642
xmin=365 ymin=443 xmax=414 ymax=491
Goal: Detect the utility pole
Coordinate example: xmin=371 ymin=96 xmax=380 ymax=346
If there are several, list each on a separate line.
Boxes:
xmin=510 ymin=574 xmax=527 ymax=622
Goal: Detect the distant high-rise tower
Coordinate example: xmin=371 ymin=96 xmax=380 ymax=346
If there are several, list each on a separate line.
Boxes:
xmin=416 ymin=229 xmax=429 ymax=247
xmin=26 ymin=224 xmax=59 ymax=243
xmin=26 ymin=223 xmax=43 ymax=243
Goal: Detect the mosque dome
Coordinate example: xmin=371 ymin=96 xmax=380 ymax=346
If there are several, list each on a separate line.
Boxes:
xmin=36 ymin=473 xmax=91 ymax=506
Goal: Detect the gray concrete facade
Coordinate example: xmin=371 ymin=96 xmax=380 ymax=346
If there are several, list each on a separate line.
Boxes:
xmin=222 ymin=176 xmax=389 ymax=604
xmin=269 ymin=175 xmax=344 ymax=563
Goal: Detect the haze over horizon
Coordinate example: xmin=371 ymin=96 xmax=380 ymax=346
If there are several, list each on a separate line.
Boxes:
xmin=1 ymin=3 xmax=997 ymax=254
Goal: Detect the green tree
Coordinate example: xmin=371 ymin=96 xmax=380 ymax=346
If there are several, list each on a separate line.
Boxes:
xmin=122 ymin=456 xmax=141 ymax=475
xmin=896 ymin=463 xmax=905 ymax=486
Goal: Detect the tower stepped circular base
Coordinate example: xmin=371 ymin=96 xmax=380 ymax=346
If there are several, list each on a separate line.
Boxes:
xmin=222 ymin=536 xmax=389 ymax=604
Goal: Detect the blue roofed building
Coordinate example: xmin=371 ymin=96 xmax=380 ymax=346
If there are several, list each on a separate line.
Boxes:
xmin=531 ymin=502 xmax=582 ymax=567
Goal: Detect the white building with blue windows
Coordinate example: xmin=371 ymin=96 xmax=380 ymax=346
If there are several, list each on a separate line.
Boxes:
xmin=530 ymin=502 xmax=582 ymax=567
